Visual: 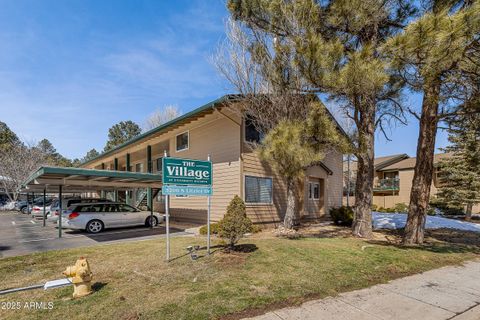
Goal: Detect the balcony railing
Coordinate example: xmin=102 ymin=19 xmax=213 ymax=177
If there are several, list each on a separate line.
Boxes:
xmin=373 ymin=178 xmax=400 ymax=192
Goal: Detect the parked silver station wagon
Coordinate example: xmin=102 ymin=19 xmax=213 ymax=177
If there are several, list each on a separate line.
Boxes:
xmin=60 ymin=202 xmax=164 ymax=233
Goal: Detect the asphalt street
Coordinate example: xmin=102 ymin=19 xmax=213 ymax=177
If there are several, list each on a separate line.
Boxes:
xmin=0 ymin=212 xmax=190 ymax=258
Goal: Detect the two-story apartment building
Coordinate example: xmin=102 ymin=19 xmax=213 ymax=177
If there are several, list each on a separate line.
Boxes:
xmin=344 ymin=153 xmax=480 ymax=213
xmin=81 ymin=95 xmax=346 ymax=226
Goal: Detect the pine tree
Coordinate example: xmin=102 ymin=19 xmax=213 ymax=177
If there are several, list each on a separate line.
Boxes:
xmin=82 ymin=149 xmax=100 ymax=162
xmin=384 ymin=1 xmax=480 ymax=244
xmin=104 ymin=121 xmax=141 ymax=152
xmin=259 ymin=101 xmax=349 ymax=229
xmin=224 ymin=0 xmax=414 ymax=238
xmin=437 ymin=104 xmax=480 ymax=220
xmin=0 ymin=121 xmax=19 ymax=151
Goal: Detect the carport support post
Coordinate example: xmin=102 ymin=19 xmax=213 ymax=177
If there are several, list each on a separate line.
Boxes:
xmin=114 ymin=158 xmax=119 ymax=202
xmin=58 ymin=185 xmax=62 ymax=238
xmin=148 ymin=187 xmax=153 ymax=229
xmin=42 ymin=188 xmax=46 ymax=227
xmin=207 ymin=154 xmax=211 ymax=255
xmin=126 ymin=153 xmax=131 ymax=205
xmin=164 ymin=150 xmax=170 ymax=261
xmin=147 ymin=146 xmax=152 ymax=210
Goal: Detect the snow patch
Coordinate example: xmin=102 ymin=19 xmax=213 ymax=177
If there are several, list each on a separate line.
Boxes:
xmin=372 ymin=212 xmax=480 ymax=233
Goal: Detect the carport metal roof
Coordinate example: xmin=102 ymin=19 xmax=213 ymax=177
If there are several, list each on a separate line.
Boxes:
xmin=21 ymin=166 xmax=162 ymax=193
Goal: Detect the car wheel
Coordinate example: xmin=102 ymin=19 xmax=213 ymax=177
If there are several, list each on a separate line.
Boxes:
xmin=146 ymin=216 xmax=158 ymax=227
xmin=86 ymin=220 xmax=104 ymax=233
xmin=21 ymin=207 xmax=28 ymax=214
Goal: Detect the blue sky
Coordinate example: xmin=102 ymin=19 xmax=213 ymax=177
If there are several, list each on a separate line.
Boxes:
xmin=0 ymin=0 xmax=448 ymax=160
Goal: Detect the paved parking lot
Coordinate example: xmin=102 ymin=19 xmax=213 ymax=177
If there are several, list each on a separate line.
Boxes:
xmin=0 ymin=212 xmax=191 ymax=258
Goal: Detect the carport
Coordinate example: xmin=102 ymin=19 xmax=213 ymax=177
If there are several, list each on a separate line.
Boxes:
xmin=20 ymin=166 xmax=163 ymax=238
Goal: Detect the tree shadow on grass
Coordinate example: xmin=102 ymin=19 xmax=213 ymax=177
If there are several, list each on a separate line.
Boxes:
xmin=366 ymin=228 xmax=480 ymax=254
xmin=229 ymin=243 xmax=258 ymax=253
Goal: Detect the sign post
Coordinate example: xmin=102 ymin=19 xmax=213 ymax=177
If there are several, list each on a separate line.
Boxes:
xmin=162 ymin=155 xmax=213 ymax=261
xmin=207 ymin=154 xmax=211 ymax=255
xmin=164 ymin=150 xmax=170 ymax=261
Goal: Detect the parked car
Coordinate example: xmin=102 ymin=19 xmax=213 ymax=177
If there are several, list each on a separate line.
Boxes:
xmin=48 ymin=197 xmax=112 ymax=222
xmin=61 ymin=202 xmax=165 ymax=233
xmin=16 ymin=197 xmax=44 ymax=214
xmin=30 ymin=198 xmax=54 ymax=219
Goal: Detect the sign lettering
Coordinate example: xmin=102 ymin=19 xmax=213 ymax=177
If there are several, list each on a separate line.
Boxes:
xmin=162 ymin=157 xmax=212 ymax=186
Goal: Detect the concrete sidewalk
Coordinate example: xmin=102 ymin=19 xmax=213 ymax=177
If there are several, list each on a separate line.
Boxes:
xmin=245 ymin=260 xmax=480 ymax=320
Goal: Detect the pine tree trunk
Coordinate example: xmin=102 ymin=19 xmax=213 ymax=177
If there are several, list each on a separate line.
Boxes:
xmin=465 ymin=203 xmax=473 ymax=221
xmin=352 ymin=103 xmax=375 ymax=238
xmin=403 ymin=82 xmax=440 ymax=245
xmin=284 ymin=179 xmax=296 ymax=229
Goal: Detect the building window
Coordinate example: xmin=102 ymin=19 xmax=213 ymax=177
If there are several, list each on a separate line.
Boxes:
xmin=245 ymin=117 xmax=264 ymax=143
xmin=309 ymin=183 xmax=320 ymax=200
xmin=156 ymin=158 xmax=162 ymax=172
xmin=176 ymin=131 xmax=189 ymax=152
xmin=245 ymin=175 xmax=272 ymax=204
xmin=135 ymin=163 xmax=143 ymax=173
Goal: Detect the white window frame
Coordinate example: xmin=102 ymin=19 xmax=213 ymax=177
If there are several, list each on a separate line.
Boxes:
xmin=175 ymin=131 xmax=189 ymax=152
xmin=309 ymin=182 xmax=320 ymax=200
xmin=243 ymin=174 xmax=273 ymax=205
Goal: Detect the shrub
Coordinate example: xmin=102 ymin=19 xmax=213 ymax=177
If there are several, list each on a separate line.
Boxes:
xmin=218 ymin=195 xmax=253 ymax=248
xmin=199 ymin=223 xmax=220 ymax=235
xmin=429 ymin=197 xmax=464 ymax=215
xmin=250 ymin=224 xmax=262 ymax=233
xmin=330 ymin=206 xmax=354 ymax=226
xmin=371 ymin=204 xmax=378 ymax=211
xmin=394 ymin=203 xmax=408 ymax=213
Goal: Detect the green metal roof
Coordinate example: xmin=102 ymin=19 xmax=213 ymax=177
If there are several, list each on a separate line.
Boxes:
xmin=81 ymin=95 xmax=235 ymax=166
xmin=21 ymin=166 xmax=162 ymax=193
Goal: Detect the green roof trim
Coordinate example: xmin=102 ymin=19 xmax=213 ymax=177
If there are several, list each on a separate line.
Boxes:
xmin=23 ymin=166 xmax=161 ymax=187
xmin=81 ymin=95 xmax=234 ymax=166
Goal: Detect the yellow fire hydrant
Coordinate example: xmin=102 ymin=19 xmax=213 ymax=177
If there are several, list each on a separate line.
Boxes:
xmin=63 ymin=257 xmax=93 ymax=298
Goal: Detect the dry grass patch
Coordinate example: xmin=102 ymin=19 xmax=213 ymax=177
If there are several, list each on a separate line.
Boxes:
xmin=0 ymin=230 xmax=478 ymax=320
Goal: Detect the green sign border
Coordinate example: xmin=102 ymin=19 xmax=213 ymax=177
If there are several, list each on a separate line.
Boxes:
xmin=162 ymin=157 xmax=212 ymax=186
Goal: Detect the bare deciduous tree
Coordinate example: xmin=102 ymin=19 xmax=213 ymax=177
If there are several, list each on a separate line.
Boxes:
xmin=143 ymin=105 xmax=182 ymax=132
xmin=213 ymin=18 xmax=313 ymax=134
xmin=0 ymin=142 xmax=47 ymax=201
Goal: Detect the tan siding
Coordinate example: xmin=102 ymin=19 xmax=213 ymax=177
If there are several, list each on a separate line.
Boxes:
xmin=167 ymin=113 xmax=241 ymax=223
xmin=321 ymin=149 xmax=344 ymax=210
xmin=242 ymin=149 xmax=287 ymax=225
xmin=242 ymin=145 xmax=343 ymax=224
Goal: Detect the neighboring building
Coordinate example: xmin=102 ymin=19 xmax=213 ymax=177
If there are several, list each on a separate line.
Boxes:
xmin=343 ymin=153 xmax=480 ymax=213
xmin=81 ymin=95 xmax=346 ymax=226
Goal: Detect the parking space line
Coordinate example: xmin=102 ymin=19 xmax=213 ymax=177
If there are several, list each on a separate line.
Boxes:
xmin=30 ymin=220 xmax=36 ymax=224
xmin=11 ymin=221 xmax=15 ymax=225
xmin=18 ymin=227 xmax=174 ymax=243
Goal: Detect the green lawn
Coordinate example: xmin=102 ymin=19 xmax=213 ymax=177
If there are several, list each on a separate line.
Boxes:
xmin=0 ymin=233 xmax=478 ymax=320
